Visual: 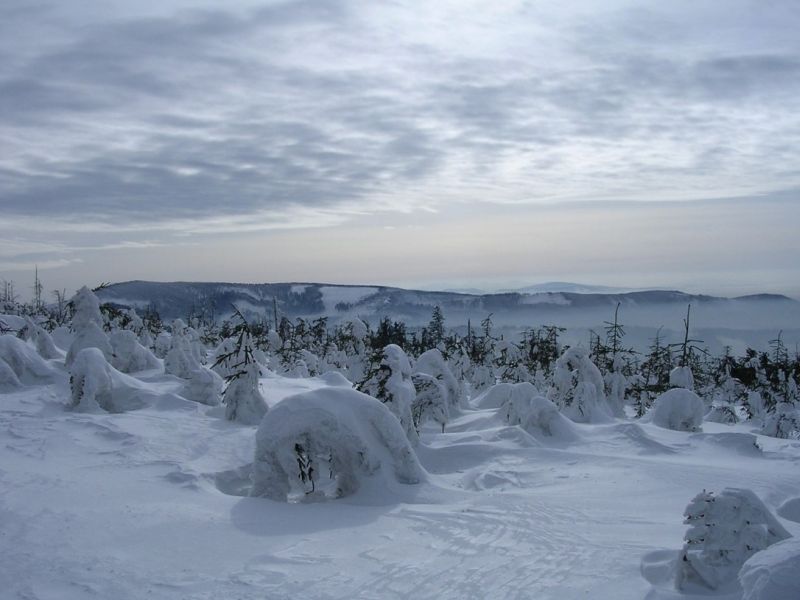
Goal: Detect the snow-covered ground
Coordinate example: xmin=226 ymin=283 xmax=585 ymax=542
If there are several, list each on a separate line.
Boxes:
xmin=2 ymin=365 xmax=799 ymax=600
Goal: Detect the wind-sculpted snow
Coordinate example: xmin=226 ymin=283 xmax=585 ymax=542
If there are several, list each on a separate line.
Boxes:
xmin=644 ymin=388 xmax=705 ymax=432
xmin=250 ymin=387 xmax=424 ymax=501
xmin=0 ymin=334 xmax=60 ymax=385
xmin=739 ymin=537 xmax=800 ymax=600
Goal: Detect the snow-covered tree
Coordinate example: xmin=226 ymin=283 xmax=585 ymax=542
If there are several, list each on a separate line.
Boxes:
xmin=414 ymin=348 xmax=465 ymax=412
xmin=645 ymin=388 xmax=705 ymax=432
xmin=548 ymin=346 xmax=614 ymax=422
xmin=219 ymin=329 xmax=267 ymax=425
xmin=109 ymin=329 xmax=160 ymax=374
xmin=676 ymin=488 xmax=791 ymax=591
xmin=411 ymin=372 xmax=448 ymax=433
xmin=250 ymin=387 xmax=424 ymax=501
xmin=65 ymin=287 xmax=112 ymax=368
xmin=357 ymin=344 xmax=418 ymax=444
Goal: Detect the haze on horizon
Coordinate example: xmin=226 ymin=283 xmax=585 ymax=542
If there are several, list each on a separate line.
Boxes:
xmin=1 ymin=0 xmax=799 ymax=299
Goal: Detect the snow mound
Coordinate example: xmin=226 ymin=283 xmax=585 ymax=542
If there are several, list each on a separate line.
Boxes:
xmin=669 ymin=365 xmax=694 ymax=390
xmin=180 ymin=367 xmax=223 ymax=406
xmin=644 ymin=388 xmax=704 ymax=432
xmin=251 ymin=387 xmax=425 ymax=502
xmin=776 ymin=497 xmax=800 ymax=524
xmin=473 ymin=382 xmax=515 ymax=409
xmin=677 ymin=487 xmax=791 ymax=590
xmin=739 ymin=537 xmax=800 ymax=600
xmin=0 ymin=334 xmax=60 ymax=385
xmin=316 ymin=371 xmax=352 ymax=387
xmin=501 ymin=383 xmax=580 ymax=444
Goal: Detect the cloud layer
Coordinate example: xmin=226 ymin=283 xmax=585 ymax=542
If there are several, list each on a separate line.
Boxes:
xmin=1 ymin=0 xmax=799 ymax=293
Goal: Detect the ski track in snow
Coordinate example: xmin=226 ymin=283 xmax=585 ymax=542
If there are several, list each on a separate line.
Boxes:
xmin=2 ymin=374 xmax=800 ymax=600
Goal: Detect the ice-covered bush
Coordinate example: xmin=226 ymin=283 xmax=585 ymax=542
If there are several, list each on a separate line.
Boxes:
xmin=0 ymin=334 xmax=59 ymax=385
xmin=358 ymin=344 xmax=418 ymax=444
xmin=645 ymin=388 xmax=705 ymax=432
xmin=739 ymin=537 xmax=800 ymax=600
xmin=68 ymin=347 xmax=148 ymax=412
xmin=180 ymin=367 xmax=223 ymax=406
xmin=676 ymin=488 xmax=791 ymax=590
xmin=548 ymin=347 xmax=613 ymax=423
xmin=502 ymin=383 xmax=580 ymax=443
xmin=66 ymin=287 xmax=112 ymax=368
xmin=109 ymin=330 xmax=160 ymax=374
xmin=250 ymin=387 xmax=424 ymax=501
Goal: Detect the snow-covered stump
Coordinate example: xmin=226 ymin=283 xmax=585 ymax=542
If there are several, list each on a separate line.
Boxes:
xmin=676 ymin=488 xmax=791 ymax=591
xmin=250 ymin=387 xmax=424 ymax=502
xmin=645 ymin=388 xmax=705 ymax=432
xmin=501 ymin=383 xmax=580 ymax=444
xmin=110 ymin=330 xmax=160 ymax=374
xmin=358 ymin=344 xmax=418 ymax=445
xmin=180 ymin=367 xmax=224 ymax=407
xmin=548 ymin=347 xmax=614 ymax=423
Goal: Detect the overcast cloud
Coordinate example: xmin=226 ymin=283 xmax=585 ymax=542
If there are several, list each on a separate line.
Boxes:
xmin=1 ymin=0 xmax=798 ymax=295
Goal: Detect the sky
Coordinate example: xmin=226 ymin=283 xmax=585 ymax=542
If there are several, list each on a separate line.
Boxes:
xmin=1 ymin=0 xmax=799 ymax=298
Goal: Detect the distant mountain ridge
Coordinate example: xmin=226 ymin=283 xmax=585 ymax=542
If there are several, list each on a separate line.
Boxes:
xmin=96 ymin=280 xmax=797 ymax=325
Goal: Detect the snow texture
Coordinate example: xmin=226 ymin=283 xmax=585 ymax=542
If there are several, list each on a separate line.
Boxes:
xmin=645 ymin=388 xmax=705 ymax=432
xmin=251 ymin=387 xmax=424 ymax=501
xmin=739 ymin=537 xmax=800 ymax=600
xmin=676 ymin=487 xmax=791 ymax=590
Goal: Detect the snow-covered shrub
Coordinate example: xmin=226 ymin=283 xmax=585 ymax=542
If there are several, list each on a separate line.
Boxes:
xmin=19 ymin=317 xmax=61 ymax=359
xmin=414 ymin=348 xmax=465 ymax=411
xmin=180 ymin=367 xmax=223 ymax=406
xmin=676 ymin=488 xmax=791 ymax=590
xmin=549 ymin=347 xmax=613 ymax=423
xmin=0 ymin=334 xmax=59 ymax=385
xmin=761 ymin=402 xmax=800 ymax=439
xmin=222 ymin=331 xmax=267 ymax=425
xmin=604 ymin=355 xmax=627 ymax=417
xmin=739 ymin=537 xmax=800 ymax=600
xmin=358 ymin=344 xmax=418 ymax=444
xmin=411 ymin=372 xmax=448 ymax=433
xmin=502 ymin=383 xmax=579 ymax=443
xmin=68 ymin=347 xmax=148 ymax=413
xmin=250 ymin=387 xmax=424 ymax=502
xmin=154 ymin=332 xmax=172 ymax=359
xmin=669 ymin=366 xmax=694 ymax=391
xmin=164 ymin=320 xmax=202 ymax=378
xmin=109 ymin=330 xmax=160 ymax=374
xmin=645 ymin=388 xmax=704 ymax=432
xmin=65 ymin=287 xmax=112 ymax=368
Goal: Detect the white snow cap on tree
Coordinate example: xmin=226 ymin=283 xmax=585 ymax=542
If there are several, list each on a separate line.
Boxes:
xmin=645 ymin=388 xmax=705 ymax=432
xmin=676 ymin=488 xmax=791 ymax=591
xmin=669 ymin=366 xmax=695 ymax=390
xmin=69 ymin=347 xmax=152 ymax=412
xmin=604 ymin=354 xmax=627 ymax=417
xmin=250 ymin=387 xmax=425 ymax=502
xmin=739 ymin=537 xmax=800 ymax=600
xmin=164 ymin=319 xmax=202 ymax=379
xmin=71 ymin=286 xmax=104 ymax=330
xmin=549 ymin=346 xmax=614 ymax=423
xmin=20 ymin=317 xmax=62 ymax=359
xmin=359 ymin=344 xmax=418 ymax=445
xmin=411 ymin=371 xmax=449 ymax=433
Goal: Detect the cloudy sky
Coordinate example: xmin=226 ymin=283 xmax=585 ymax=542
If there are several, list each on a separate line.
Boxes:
xmin=1 ymin=0 xmax=799 ymax=297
